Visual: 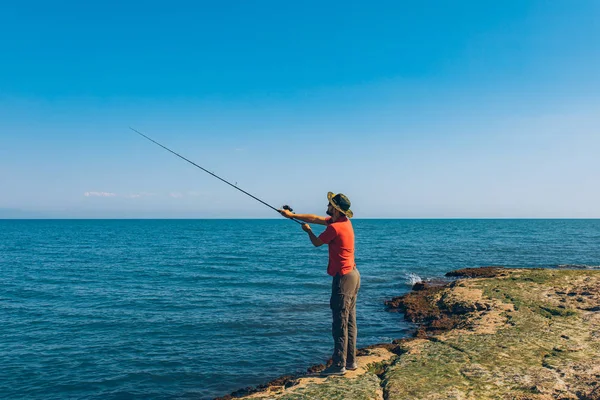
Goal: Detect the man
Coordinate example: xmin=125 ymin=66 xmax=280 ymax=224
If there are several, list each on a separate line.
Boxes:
xmin=280 ymin=192 xmax=360 ymax=376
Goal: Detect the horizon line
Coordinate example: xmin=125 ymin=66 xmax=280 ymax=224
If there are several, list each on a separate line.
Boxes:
xmin=2 ymin=217 xmax=599 ymax=221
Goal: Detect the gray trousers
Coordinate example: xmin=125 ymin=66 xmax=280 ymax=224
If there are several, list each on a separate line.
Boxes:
xmin=330 ymin=268 xmax=360 ymax=367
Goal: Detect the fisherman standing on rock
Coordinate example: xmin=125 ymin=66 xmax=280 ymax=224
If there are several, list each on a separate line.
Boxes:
xmin=280 ymin=192 xmax=360 ymax=376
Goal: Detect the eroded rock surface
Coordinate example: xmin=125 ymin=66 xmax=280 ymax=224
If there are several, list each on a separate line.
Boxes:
xmin=384 ymin=269 xmax=600 ymax=400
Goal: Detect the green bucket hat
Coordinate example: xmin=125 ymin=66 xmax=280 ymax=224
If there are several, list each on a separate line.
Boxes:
xmin=327 ymin=192 xmax=353 ymax=218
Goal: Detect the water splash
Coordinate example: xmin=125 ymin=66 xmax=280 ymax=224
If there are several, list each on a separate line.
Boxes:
xmin=405 ymin=272 xmax=423 ymax=286
xmin=558 ymin=264 xmax=600 ymax=270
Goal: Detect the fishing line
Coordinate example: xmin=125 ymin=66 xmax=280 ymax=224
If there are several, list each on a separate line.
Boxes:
xmin=130 ymin=127 xmax=303 ymax=225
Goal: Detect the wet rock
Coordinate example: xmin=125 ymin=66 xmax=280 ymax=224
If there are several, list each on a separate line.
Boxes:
xmin=412 ymin=281 xmax=428 ymax=291
xmin=445 ymin=266 xmax=505 ymax=278
xmin=385 ymin=285 xmax=447 ymax=325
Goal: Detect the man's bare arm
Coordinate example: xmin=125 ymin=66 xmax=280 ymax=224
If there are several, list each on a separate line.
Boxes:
xmin=302 ymin=224 xmax=324 ymax=247
xmin=279 ymin=210 xmax=328 ymax=225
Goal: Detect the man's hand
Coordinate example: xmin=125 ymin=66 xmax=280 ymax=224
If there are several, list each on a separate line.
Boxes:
xmin=279 ymin=209 xmax=294 ymax=218
xmin=303 ymin=223 xmax=323 ymax=247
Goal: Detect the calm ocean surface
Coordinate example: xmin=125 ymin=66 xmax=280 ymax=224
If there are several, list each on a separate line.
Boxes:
xmin=1 ymin=219 xmax=599 ymax=399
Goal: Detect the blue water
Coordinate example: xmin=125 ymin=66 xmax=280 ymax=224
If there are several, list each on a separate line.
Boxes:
xmin=1 ymin=219 xmax=599 ymax=399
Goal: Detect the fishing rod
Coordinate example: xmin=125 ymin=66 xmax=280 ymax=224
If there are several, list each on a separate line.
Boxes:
xmin=130 ymin=127 xmax=303 ymax=225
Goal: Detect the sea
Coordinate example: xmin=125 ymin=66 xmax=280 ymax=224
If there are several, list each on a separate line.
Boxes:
xmin=1 ymin=219 xmax=599 ymax=399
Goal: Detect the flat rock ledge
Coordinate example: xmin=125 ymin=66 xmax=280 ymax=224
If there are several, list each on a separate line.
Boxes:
xmin=216 ymin=268 xmax=600 ymax=400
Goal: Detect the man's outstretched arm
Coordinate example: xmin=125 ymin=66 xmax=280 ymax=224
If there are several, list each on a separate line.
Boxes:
xmin=279 ymin=209 xmax=328 ymax=225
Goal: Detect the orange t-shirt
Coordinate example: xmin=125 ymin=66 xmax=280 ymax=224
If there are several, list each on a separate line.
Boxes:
xmin=318 ymin=216 xmax=356 ymax=276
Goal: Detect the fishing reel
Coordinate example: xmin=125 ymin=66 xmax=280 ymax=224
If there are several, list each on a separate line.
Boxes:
xmin=282 ymin=205 xmax=294 ymax=213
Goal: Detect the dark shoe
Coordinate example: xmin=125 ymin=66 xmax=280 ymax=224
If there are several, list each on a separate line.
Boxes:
xmin=346 ymin=362 xmax=358 ymax=371
xmin=320 ymin=365 xmax=346 ymax=376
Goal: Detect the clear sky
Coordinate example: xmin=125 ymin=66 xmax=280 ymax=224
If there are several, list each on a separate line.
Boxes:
xmin=1 ymin=1 xmax=599 ymax=218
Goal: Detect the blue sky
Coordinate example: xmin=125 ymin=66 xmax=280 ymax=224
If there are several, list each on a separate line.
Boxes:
xmin=1 ymin=1 xmax=599 ymax=218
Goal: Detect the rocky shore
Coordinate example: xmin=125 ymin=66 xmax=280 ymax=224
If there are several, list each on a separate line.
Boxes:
xmin=215 ymin=267 xmax=600 ymax=400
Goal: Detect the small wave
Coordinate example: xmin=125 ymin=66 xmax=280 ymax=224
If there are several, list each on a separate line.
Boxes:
xmin=405 ymin=272 xmax=422 ymax=286
xmin=557 ymin=264 xmax=600 ymax=270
